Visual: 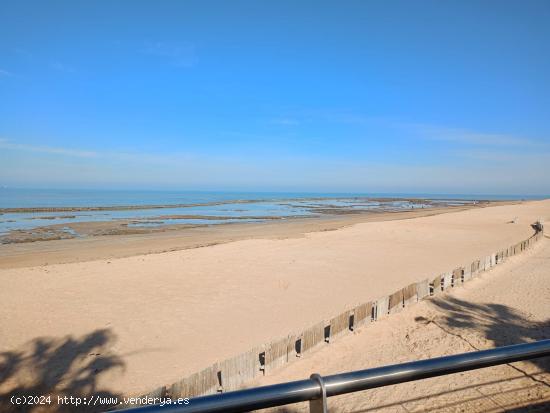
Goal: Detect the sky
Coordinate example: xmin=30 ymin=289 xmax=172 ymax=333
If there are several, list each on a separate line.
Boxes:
xmin=1 ymin=0 xmax=549 ymax=194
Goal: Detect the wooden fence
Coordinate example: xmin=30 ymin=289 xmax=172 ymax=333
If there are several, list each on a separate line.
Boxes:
xmin=139 ymin=224 xmax=545 ymax=401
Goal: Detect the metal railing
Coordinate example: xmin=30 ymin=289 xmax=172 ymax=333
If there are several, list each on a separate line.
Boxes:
xmin=121 ymin=339 xmax=550 ymax=413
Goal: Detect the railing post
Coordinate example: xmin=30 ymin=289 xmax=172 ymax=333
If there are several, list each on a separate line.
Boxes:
xmin=309 ymin=373 xmax=328 ymax=413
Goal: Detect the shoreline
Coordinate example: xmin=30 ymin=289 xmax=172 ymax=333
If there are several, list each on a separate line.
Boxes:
xmin=0 ymin=202 xmax=503 ymax=269
xmin=0 ymin=196 xmax=488 ymax=246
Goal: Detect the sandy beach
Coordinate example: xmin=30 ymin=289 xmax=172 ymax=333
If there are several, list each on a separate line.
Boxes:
xmin=0 ymin=200 xmax=549 ymax=406
xmin=252 ymin=224 xmax=550 ymax=412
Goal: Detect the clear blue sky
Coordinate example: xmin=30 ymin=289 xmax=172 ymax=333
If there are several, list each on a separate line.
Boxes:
xmin=1 ymin=1 xmax=549 ymax=194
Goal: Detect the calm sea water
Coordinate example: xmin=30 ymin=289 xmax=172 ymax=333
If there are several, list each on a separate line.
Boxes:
xmin=0 ymin=188 xmax=544 ymax=209
xmin=0 ymin=188 xmax=546 ymax=237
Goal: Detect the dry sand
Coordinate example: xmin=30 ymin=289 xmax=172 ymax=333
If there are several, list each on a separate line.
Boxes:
xmin=251 ymin=229 xmax=550 ymax=413
xmin=0 ymin=200 xmax=549 ymax=404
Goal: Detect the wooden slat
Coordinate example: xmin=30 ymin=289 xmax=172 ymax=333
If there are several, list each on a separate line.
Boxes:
xmin=218 ymin=347 xmax=260 ymax=392
xmin=265 ymin=336 xmax=293 ymax=372
xmin=374 ymin=296 xmax=389 ymax=319
xmin=388 ymin=289 xmax=404 ymax=313
xmin=330 ymin=310 xmax=351 ymax=338
xmin=416 ymin=279 xmax=430 ymax=300
xmin=301 ymin=322 xmax=325 ymax=353
xmin=170 ymin=363 xmax=219 ymax=398
xmin=431 ymin=274 xmax=442 ymax=295
xmin=442 ymin=272 xmax=452 ymax=290
xmin=452 ymin=267 xmax=464 ymax=286
xmin=353 ymin=301 xmax=372 ymax=328
xmin=403 ymin=282 xmax=417 ymax=306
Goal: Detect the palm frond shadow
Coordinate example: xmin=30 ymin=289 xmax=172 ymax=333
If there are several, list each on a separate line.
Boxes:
xmin=0 ymin=329 xmax=124 ymax=412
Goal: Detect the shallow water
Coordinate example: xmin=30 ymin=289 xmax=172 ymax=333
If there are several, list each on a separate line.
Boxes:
xmin=0 ymin=188 xmax=531 ymax=236
xmin=0 ymin=198 xmax=440 ymax=235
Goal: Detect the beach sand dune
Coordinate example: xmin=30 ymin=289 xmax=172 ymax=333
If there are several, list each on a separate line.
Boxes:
xmin=0 ymin=200 xmax=549 ymax=399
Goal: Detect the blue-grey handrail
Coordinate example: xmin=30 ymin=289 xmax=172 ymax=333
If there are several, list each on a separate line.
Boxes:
xmin=121 ymin=339 xmax=550 ymax=413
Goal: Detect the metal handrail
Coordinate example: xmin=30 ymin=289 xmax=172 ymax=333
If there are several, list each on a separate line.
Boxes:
xmin=121 ymin=339 xmax=550 ymax=413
